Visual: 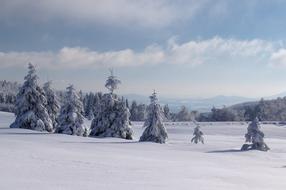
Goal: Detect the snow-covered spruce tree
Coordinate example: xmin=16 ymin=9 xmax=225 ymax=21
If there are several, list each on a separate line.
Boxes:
xmin=105 ymin=69 xmax=121 ymax=94
xmin=130 ymin=101 xmax=138 ymax=121
xmin=84 ymin=92 xmax=95 ymax=120
xmin=10 ymin=63 xmax=53 ymax=132
xmin=191 ymin=121 xmax=204 ymax=144
xmin=241 ymin=117 xmax=270 ymax=151
xmin=92 ymin=92 xmax=101 ymax=118
xmin=139 ymin=91 xmax=168 ymax=143
xmin=163 ymin=104 xmax=171 ymax=121
xmin=43 ymin=81 xmax=60 ymax=128
xmin=89 ymin=70 xmax=133 ymax=139
xmin=55 ymin=85 xmax=86 ymax=136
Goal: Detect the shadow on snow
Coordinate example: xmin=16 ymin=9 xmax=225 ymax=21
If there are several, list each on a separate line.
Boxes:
xmin=206 ymin=149 xmax=242 ymax=153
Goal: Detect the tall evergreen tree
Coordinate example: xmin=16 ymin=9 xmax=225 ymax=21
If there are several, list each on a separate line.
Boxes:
xmin=137 ymin=104 xmax=147 ymax=121
xmin=105 ymin=69 xmax=121 ymax=94
xmin=130 ymin=101 xmax=138 ymax=121
xmin=10 ymin=63 xmax=53 ymax=132
xmin=56 ymin=85 xmax=86 ymax=136
xmin=78 ymin=90 xmax=85 ymax=116
xmin=140 ymin=91 xmax=168 ymax=143
xmin=84 ymin=92 xmax=95 ymax=120
xmin=43 ymin=81 xmax=60 ymax=128
xmin=163 ymin=104 xmax=171 ymax=121
xmin=93 ymin=92 xmax=101 ymax=119
xmin=125 ymin=99 xmax=130 ymax=109
xmin=89 ymin=71 xmax=133 ymax=139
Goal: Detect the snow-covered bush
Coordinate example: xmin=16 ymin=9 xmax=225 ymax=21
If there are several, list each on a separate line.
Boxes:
xmin=139 ymin=91 xmax=168 ymax=143
xmin=241 ymin=117 xmax=270 ymax=151
xmin=55 ymin=85 xmax=86 ymax=136
xmin=89 ymin=71 xmax=133 ymax=139
xmin=10 ymin=63 xmax=53 ymax=132
xmin=43 ymin=81 xmax=60 ymax=128
xmin=191 ymin=123 xmax=204 ymax=144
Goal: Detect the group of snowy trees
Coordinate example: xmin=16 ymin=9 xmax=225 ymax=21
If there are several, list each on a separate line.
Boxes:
xmin=130 ymin=101 xmax=147 ymax=121
xmin=129 ymin=101 xmax=172 ymax=122
xmin=83 ymin=92 xmax=102 ymax=120
xmin=5 ymin=73 xmax=286 ymax=123
xmin=9 ymin=64 xmax=169 ymax=143
xmin=9 ymin=63 xmax=84 ymax=134
xmin=129 ymin=102 xmax=196 ymax=122
xmin=0 ymin=80 xmax=19 ymax=112
xmin=189 ymin=117 xmax=270 ymax=151
xmin=9 ymin=63 xmax=271 ymax=150
xmin=196 ymin=97 xmax=286 ymax=122
xmin=0 ymin=93 xmax=16 ymax=105
xmin=89 ymin=69 xmax=133 ymax=139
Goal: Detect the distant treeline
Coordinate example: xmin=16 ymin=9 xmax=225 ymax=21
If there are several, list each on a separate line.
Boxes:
xmin=2 ymin=80 xmax=286 ymax=121
xmin=0 ymin=80 xmax=19 ymax=112
xmin=198 ymin=97 xmax=286 ymax=121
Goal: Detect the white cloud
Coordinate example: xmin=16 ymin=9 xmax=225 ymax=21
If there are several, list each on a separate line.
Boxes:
xmin=0 ymin=0 xmax=207 ymax=28
xmin=0 ymin=37 xmax=284 ymax=69
xmin=269 ymin=49 xmax=286 ymax=67
xmin=167 ymin=37 xmax=275 ymax=65
xmin=0 ymin=46 xmax=165 ymax=69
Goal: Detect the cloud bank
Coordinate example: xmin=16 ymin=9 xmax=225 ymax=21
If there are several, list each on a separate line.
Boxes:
xmin=0 ymin=0 xmax=208 ymax=28
xmin=0 ymin=37 xmax=285 ymax=69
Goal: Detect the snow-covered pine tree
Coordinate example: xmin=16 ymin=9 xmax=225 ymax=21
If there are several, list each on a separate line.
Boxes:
xmin=55 ymin=85 xmax=86 ymax=136
xmin=89 ymin=70 xmax=133 ymax=139
xmin=191 ymin=121 xmax=204 ymax=144
xmin=130 ymin=101 xmax=138 ymax=121
xmin=163 ymin=104 xmax=171 ymax=121
xmin=84 ymin=92 xmax=95 ymax=120
xmin=78 ymin=90 xmax=85 ymax=116
xmin=137 ymin=104 xmax=147 ymax=121
xmin=105 ymin=69 xmax=121 ymax=94
xmin=43 ymin=81 xmax=60 ymax=128
xmin=10 ymin=63 xmax=53 ymax=132
xmin=139 ymin=91 xmax=168 ymax=143
xmin=93 ymin=92 xmax=101 ymax=118
xmin=125 ymin=99 xmax=130 ymax=109
xmin=241 ymin=117 xmax=270 ymax=151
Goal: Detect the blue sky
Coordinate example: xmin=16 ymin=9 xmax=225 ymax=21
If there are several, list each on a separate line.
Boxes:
xmin=1 ymin=0 xmax=286 ymax=98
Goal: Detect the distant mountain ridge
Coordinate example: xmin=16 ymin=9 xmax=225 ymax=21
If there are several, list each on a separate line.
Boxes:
xmin=123 ymin=91 xmax=286 ymax=112
xmin=122 ymin=94 xmax=256 ymax=112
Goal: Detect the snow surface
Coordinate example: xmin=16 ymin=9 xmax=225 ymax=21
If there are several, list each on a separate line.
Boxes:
xmin=1 ymin=111 xmax=286 ymax=190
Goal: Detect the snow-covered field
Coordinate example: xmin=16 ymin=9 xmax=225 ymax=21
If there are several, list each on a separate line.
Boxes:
xmin=1 ymin=111 xmax=286 ymax=190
